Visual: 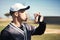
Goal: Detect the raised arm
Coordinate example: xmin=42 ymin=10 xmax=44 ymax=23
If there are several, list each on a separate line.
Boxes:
xmin=30 ymin=12 xmax=46 ymax=35
xmin=31 ymin=22 xmax=46 ymax=35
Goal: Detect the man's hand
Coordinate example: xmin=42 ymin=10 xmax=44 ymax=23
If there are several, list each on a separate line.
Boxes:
xmin=34 ymin=12 xmax=44 ymax=23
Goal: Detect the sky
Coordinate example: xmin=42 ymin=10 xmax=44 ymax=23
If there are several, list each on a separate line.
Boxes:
xmin=0 ymin=0 xmax=60 ymax=19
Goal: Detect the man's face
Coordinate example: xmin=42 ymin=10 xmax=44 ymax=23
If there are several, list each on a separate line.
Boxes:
xmin=18 ymin=10 xmax=28 ymax=21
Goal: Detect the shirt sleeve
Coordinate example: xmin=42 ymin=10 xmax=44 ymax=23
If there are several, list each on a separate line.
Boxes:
xmin=30 ymin=22 xmax=46 ymax=35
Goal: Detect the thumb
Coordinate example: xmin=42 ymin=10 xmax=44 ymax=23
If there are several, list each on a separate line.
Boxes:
xmin=40 ymin=16 xmax=44 ymax=22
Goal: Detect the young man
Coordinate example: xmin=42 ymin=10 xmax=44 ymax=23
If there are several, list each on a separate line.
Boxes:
xmin=1 ymin=3 xmax=46 ymax=40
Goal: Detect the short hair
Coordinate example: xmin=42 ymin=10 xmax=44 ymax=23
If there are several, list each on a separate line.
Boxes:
xmin=9 ymin=10 xmax=16 ymax=16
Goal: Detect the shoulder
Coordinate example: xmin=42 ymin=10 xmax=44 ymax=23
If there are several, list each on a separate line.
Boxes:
xmin=1 ymin=25 xmax=10 ymax=34
xmin=1 ymin=23 xmax=14 ymax=34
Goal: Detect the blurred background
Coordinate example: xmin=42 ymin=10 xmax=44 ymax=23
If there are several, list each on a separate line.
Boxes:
xmin=0 ymin=0 xmax=60 ymax=40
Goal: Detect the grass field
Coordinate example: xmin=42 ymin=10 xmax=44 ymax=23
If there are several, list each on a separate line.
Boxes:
xmin=0 ymin=20 xmax=60 ymax=40
xmin=32 ymin=34 xmax=60 ymax=40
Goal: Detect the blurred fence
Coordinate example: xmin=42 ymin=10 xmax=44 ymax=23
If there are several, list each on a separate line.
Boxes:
xmin=44 ymin=16 xmax=60 ymax=24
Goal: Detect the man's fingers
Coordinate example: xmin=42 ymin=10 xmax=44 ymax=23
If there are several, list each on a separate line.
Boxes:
xmin=34 ymin=12 xmax=44 ymax=23
xmin=34 ymin=12 xmax=41 ymax=17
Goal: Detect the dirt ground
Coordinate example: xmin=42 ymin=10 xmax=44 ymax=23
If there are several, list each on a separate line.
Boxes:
xmin=45 ymin=28 xmax=60 ymax=34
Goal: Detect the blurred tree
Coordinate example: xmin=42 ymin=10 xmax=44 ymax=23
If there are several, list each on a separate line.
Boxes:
xmin=4 ymin=13 xmax=10 ymax=18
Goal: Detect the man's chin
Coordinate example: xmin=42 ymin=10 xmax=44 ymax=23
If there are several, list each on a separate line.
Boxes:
xmin=22 ymin=18 xmax=27 ymax=21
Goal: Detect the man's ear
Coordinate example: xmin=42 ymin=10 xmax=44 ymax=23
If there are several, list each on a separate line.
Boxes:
xmin=14 ymin=12 xmax=18 ymax=17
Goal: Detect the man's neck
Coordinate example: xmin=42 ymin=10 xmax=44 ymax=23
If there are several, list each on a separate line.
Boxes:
xmin=12 ymin=19 xmax=22 ymax=27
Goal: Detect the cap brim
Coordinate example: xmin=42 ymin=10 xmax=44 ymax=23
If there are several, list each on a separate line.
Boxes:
xmin=24 ymin=6 xmax=30 ymax=10
xmin=18 ymin=6 xmax=30 ymax=11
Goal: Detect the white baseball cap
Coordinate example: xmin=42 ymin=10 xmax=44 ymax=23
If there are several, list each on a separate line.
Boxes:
xmin=10 ymin=3 xmax=30 ymax=11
